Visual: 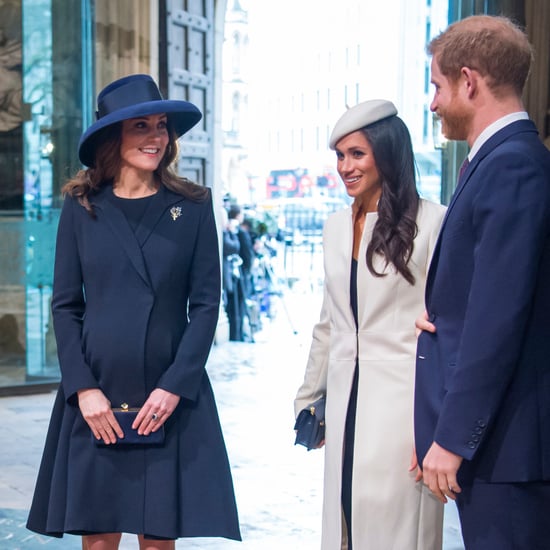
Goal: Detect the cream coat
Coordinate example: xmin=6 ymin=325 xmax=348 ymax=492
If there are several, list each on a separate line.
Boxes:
xmin=295 ymin=199 xmax=446 ymax=550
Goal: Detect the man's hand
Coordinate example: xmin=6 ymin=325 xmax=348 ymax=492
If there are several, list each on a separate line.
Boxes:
xmin=416 ymin=309 xmax=436 ymax=337
xmin=422 ymin=442 xmax=463 ymax=503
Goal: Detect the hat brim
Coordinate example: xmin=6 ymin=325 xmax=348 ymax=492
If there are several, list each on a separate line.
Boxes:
xmin=78 ymin=99 xmax=202 ymax=167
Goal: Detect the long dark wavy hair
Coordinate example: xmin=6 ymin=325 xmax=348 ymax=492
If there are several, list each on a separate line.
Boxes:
xmin=63 ymin=119 xmax=208 ymax=216
xmin=361 ymin=116 xmax=419 ymax=285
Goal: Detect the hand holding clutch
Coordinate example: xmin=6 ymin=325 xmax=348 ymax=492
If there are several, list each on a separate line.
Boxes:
xmin=93 ymin=404 xmax=165 ymax=446
xmin=294 ymin=396 xmax=326 ymax=451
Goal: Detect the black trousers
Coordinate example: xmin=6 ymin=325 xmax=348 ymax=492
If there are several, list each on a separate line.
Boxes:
xmin=456 ymin=479 xmax=550 ymax=549
xmin=225 ymin=275 xmax=246 ymax=341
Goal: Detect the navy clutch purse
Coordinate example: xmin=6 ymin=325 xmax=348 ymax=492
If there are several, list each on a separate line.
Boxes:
xmin=93 ymin=405 xmax=165 ymax=446
xmin=294 ymin=396 xmax=326 ymax=451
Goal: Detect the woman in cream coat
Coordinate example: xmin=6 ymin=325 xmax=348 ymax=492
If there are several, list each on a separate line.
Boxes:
xmin=295 ymin=100 xmax=445 ymax=549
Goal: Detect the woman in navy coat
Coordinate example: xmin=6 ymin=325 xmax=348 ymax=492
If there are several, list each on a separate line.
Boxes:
xmin=26 ymin=74 xmax=241 ymax=548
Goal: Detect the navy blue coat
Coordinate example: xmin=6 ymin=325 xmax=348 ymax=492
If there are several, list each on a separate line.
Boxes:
xmin=415 ymin=119 xmax=550 ymax=484
xmin=27 ymin=184 xmax=241 ymax=541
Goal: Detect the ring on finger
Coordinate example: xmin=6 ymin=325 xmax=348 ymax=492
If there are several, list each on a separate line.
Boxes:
xmin=151 ymin=413 xmax=159 ymax=421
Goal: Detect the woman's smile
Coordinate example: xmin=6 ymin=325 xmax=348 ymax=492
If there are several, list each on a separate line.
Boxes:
xmin=140 ymin=146 xmax=162 ymax=155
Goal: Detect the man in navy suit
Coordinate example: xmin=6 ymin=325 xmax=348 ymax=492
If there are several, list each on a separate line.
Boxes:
xmin=414 ymin=15 xmax=550 ymax=549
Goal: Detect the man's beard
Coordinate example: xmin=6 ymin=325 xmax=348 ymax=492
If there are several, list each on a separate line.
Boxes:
xmin=438 ymin=101 xmax=470 ymax=142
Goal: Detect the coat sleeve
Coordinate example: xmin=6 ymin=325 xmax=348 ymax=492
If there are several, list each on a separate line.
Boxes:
xmin=51 ymin=196 xmax=100 ymax=403
xmin=155 ymin=190 xmax=221 ymax=400
xmin=434 ymin=148 xmax=550 ymax=459
xmin=294 ymin=282 xmax=330 ymax=417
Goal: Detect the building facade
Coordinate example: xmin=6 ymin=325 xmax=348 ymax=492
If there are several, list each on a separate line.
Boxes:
xmin=0 ymin=0 xmax=228 ymax=393
xmin=245 ymin=0 xmax=448 ymax=204
xmin=221 ymin=0 xmax=251 ymax=204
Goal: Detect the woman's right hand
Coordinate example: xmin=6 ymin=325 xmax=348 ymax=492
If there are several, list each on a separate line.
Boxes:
xmin=415 ymin=309 xmax=436 ymax=337
xmin=77 ymin=388 xmax=123 ymax=444
xmin=409 ymin=446 xmax=423 ymax=482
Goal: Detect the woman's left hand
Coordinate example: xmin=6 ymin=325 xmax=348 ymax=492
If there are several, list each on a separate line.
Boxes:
xmin=409 ymin=446 xmax=423 ymax=482
xmin=133 ymin=388 xmax=181 ymax=435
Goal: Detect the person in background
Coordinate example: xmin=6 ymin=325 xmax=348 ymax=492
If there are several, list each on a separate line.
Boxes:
xmin=294 ymin=99 xmax=446 ymax=549
xmin=228 ymin=204 xmax=255 ymax=299
xmin=414 ymin=15 xmax=550 ymax=550
xmin=26 ymin=74 xmax=241 ymax=549
xmin=222 ymin=205 xmax=246 ymax=341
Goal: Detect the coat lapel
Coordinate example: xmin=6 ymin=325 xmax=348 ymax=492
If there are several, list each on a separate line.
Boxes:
xmin=356 ymin=212 xmax=376 ymax=327
xmin=134 ymin=185 xmax=185 ymax=247
xmin=91 ymin=186 xmax=152 ymax=288
xmin=442 ymin=120 xmax=536 ymax=230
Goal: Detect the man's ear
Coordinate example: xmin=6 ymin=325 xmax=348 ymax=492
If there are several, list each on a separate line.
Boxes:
xmin=461 ymin=66 xmax=479 ymax=99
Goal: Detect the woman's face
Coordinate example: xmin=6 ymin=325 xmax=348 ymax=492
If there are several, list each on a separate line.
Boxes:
xmin=119 ymin=114 xmax=169 ymax=176
xmin=335 ymin=130 xmax=381 ymax=205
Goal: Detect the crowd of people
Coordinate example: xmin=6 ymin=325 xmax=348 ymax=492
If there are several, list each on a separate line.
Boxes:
xmin=24 ymin=13 xmax=550 ymax=550
xmin=221 ymin=203 xmax=254 ymax=341
xmin=221 ymin=201 xmax=282 ymax=342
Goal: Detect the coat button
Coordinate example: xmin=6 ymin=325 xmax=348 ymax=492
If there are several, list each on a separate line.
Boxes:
xmin=471 ymin=434 xmax=480 ymax=442
xmin=474 ymin=426 xmax=483 ymax=434
xmin=476 ymin=420 xmax=486 ymax=428
xmin=468 ymin=441 xmax=476 ymax=449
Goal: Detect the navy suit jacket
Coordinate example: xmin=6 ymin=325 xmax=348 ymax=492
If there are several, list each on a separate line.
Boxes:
xmin=415 ymin=119 xmax=550 ymax=483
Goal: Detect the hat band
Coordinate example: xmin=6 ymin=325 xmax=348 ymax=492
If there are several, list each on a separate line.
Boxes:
xmin=96 ymin=79 xmax=163 ymax=120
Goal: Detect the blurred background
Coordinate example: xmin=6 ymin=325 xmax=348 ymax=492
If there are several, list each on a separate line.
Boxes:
xmin=0 ymin=0 xmax=548 ymax=392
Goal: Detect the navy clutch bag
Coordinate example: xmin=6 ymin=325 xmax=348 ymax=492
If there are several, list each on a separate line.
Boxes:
xmin=93 ymin=405 xmax=165 ymax=446
xmin=294 ymin=396 xmax=326 ymax=451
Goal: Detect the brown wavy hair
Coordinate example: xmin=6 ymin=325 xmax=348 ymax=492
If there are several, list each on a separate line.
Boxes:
xmin=63 ymin=119 xmax=208 ymax=215
xmin=361 ymin=116 xmax=419 ymax=285
xmin=428 ymin=15 xmax=533 ymax=98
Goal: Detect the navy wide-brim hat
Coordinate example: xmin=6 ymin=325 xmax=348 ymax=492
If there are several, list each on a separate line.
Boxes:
xmin=78 ymin=74 xmax=202 ymax=167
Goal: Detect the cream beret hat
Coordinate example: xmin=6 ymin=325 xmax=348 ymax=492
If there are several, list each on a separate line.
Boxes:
xmin=329 ymin=99 xmax=398 ymax=150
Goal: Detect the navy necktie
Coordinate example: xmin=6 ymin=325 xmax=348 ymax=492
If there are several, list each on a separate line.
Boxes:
xmin=458 ymin=157 xmax=470 ymax=182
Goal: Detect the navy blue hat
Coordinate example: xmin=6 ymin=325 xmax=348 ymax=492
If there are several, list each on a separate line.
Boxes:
xmin=78 ymin=74 xmax=202 ymax=167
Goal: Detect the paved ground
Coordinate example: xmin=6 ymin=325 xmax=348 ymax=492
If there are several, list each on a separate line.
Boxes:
xmin=0 ymin=280 xmax=464 ymax=549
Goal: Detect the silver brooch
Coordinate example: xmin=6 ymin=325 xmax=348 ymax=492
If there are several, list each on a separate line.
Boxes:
xmin=170 ymin=206 xmax=182 ymax=221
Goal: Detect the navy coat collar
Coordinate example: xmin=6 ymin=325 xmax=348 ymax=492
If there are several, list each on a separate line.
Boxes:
xmin=90 ymin=184 xmax=185 ymax=288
